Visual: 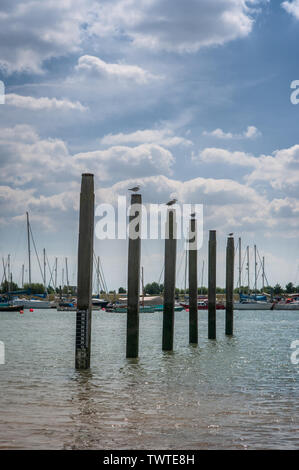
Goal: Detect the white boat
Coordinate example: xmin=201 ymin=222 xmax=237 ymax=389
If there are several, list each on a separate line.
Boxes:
xmin=13 ymin=298 xmax=51 ymax=309
xmin=274 ymin=302 xmax=299 ymax=310
xmin=234 ymin=301 xmax=274 ymax=310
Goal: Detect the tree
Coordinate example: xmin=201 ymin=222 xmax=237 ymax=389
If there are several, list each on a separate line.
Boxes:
xmin=23 ymin=283 xmax=46 ymax=294
xmin=285 ymin=282 xmax=295 ymax=294
xmin=118 ymin=287 xmax=126 ymax=294
xmin=144 ymin=282 xmax=162 ymax=295
xmin=273 ymin=283 xmax=282 ymax=295
xmin=0 ymin=280 xmax=19 ymax=293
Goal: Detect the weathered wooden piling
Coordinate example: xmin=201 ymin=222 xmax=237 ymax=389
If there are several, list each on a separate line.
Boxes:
xmin=225 ymin=236 xmax=235 ymax=336
xmin=75 ymin=173 xmax=95 ymax=369
xmin=162 ymin=209 xmax=177 ymax=351
xmin=188 ymin=217 xmax=198 ymax=344
xmin=126 ymin=194 xmax=142 ymax=358
xmin=208 ymin=230 xmax=216 ymax=339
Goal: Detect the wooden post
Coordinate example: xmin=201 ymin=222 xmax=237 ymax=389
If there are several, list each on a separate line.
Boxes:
xmin=75 ymin=174 xmax=95 ymax=369
xmin=225 ymin=236 xmax=235 ymax=336
xmin=208 ymin=230 xmax=216 ymax=339
xmin=189 ymin=217 xmax=198 ymax=344
xmin=162 ymin=209 xmax=177 ymax=351
xmin=126 ymin=194 xmax=142 ymax=358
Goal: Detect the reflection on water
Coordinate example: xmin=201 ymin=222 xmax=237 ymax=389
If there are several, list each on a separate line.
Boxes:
xmin=0 ymin=309 xmax=298 ymax=449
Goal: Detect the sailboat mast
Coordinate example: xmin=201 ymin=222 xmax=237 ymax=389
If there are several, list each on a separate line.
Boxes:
xmin=54 ymin=258 xmax=57 ymax=290
xmin=262 ymin=256 xmax=265 ymax=292
xmin=7 ymin=254 xmax=10 ymax=292
xmin=141 ymin=266 xmax=144 ymax=306
xmin=22 ymin=264 xmax=24 ymax=288
xmin=201 ymin=260 xmax=205 ymax=295
xmin=254 ymin=245 xmax=257 ymax=292
xmin=97 ymin=256 xmax=100 ymax=296
xmin=26 ymin=212 xmax=31 ymax=286
xmin=43 ymin=248 xmax=46 ymax=291
xmin=247 ymin=245 xmax=250 ymax=293
xmin=238 ymin=237 xmax=242 ymax=293
xmin=65 ymin=258 xmax=69 ymax=295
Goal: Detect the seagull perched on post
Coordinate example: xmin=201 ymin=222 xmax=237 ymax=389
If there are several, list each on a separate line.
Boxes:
xmin=228 ymin=233 xmax=234 ymax=237
xmin=128 ymin=186 xmax=140 ymax=192
xmin=166 ymin=198 xmax=177 ymax=206
xmin=190 ymin=212 xmax=196 ymax=218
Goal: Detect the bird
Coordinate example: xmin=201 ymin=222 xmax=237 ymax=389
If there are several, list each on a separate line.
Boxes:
xmin=228 ymin=233 xmax=234 ymax=236
xmin=166 ymin=198 xmax=177 ymax=206
xmin=128 ymin=186 xmax=140 ymax=192
xmin=190 ymin=212 xmax=196 ymax=217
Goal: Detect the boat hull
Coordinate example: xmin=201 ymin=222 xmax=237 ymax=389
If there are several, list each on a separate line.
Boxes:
xmin=274 ymin=303 xmax=299 ymax=310
xmin=234 ymin=302 xmax=274 ymax=310
xmin=13 ymin=299 xmax=51 ymax=309
xmin=0 ymin=305 xmax=24 ymax=312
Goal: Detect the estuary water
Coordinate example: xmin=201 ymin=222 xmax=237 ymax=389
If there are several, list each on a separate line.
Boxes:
xmin=0 ymin=309 xmax=298 ymax=449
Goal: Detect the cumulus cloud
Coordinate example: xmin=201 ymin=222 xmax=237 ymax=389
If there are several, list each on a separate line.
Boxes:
xmin=0 ymin=125 xmax=174 ymax=188
xmin=203 ymin=125 xmax=261 ymax=139
xmin=282 ymin=0 xmax=299 ymax=19
xmin=90 ymin=0 xmax=259 ymax=53
xmin=73 ymin=144 xmax=175 ymax=180
xmin=101 ymin=128 xmax=192 ymax=147
xmin=0 ymin=0 xmax=90 ymax=73
xmin=195 ymin=145 xmax=299 ymax=194
xmin=5 ymin=94 xmax=88 ymax=111
xmin=75 ymin=55 xmax=161 ymax=84
xmin=0 ymin=0 xmax=264 ymax=74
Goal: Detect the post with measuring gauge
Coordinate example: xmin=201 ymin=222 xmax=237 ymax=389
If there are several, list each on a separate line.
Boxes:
xmin=75 ymin=173 xmax=95 ymax=369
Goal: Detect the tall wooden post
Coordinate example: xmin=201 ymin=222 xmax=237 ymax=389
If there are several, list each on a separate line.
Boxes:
xmin=126 ymin=194 xmax=142 ymax=358
xmin=208 ymin=230 xmax=216 ymax=339
xmin=162 ymin=209 xmax=177 ymax=351
xmin=75 ymin=173 xmax=94 ymax=369
xmin=189 ymin=217 xmax=198 ymax=344
xmin=225 ymin=236 xmax=235 ymax=336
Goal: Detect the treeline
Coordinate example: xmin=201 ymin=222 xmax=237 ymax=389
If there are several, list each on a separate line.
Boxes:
xmin=117 ymin=281 xmax=299 ymax=296
xmin=0 ymin=281 xmax=76 ymax=295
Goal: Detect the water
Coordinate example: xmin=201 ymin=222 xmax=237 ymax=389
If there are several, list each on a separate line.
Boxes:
xmin=0 ymin=309 xmax=298 ymax=449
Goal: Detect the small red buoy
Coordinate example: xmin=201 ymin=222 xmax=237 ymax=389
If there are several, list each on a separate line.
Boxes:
xmin=20 ymin=310 xmax=24 ymax=314
xmin=29 ymin=308 xmax=34 ymax=312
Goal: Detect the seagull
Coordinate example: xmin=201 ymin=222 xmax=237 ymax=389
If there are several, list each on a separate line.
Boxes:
xmin=128 ymin=186 xmax=140 ymax=192
xmin=228 ymin=233 xmax=234 ymax=236
xmin=190 ymin=212 xmax=196 ymax=218
xmin=166 ymin=198 xmax=177 ymax=206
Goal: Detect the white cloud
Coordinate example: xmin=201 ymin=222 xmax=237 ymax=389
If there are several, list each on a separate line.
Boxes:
xmin=282 ymin=0 xmax=299 ymax=19
xmin=90 ymin=0 xmax=259 ymax=53
xmin=203 ymin=125 xmax=261 ymax=139
xmin=0 ymin=0 xmax=91 ymax=73
xmin=75 ymin=55 xmax=162 ymax=84
xmin=195 ymin=144 xmax=299 ymax=195
xmin=74 ymin=143 xmax=175 ymax=180
xmin=5 ymin=94 xmax=88 ymax=111
xmin=101 ymin=128 xmax=192 ymax=147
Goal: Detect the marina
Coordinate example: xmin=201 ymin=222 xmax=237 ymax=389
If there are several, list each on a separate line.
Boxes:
xmin=0 ymin=308 xmax=297 ymax=450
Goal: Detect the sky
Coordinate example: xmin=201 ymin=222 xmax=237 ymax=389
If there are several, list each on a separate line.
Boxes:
xmin=0 ymin=0 xmax=298 ymax=292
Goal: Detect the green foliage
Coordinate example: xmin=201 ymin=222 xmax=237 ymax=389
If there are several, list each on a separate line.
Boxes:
xmin=0 ymin=280 xmax=19 ymax=293
xmin=285 ymin=282 xmax=295 ymax=294
xmin=118 ymin=287 xmax=126 ymax=294
xmin=23 ymin=283 xmax=45 ymax=294
xmin=144 ymin=282 xmax=163 ymax=295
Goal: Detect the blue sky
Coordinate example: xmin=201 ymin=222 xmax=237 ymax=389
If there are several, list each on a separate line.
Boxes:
xmin=0 ymin=0 xmax=298 ymax=291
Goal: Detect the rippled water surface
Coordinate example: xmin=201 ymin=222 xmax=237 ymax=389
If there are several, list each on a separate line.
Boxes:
xmin=0 ymin=309 xmax=298 ymax=449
